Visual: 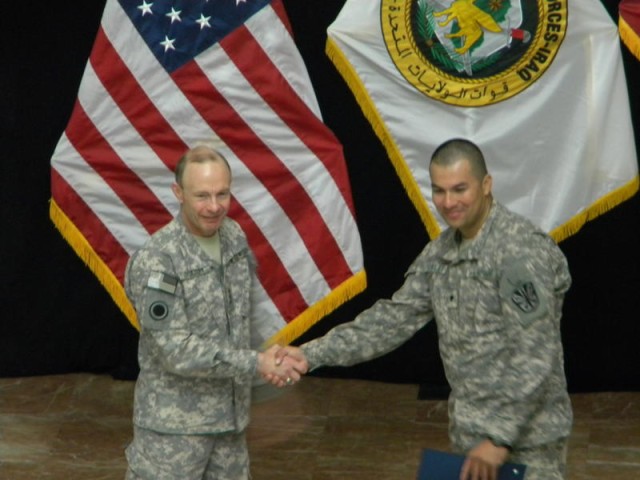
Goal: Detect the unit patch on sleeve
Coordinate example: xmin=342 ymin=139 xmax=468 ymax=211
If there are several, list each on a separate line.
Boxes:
xmin=499 ymin=261 xmax=548 ymax=325
xmin=149 ymin=301 xmax=170 ymax=321
xmin=511 ymin=281 xmax=539 ymax=313
xmin=141 ymin=272 xmax=178 ymax=328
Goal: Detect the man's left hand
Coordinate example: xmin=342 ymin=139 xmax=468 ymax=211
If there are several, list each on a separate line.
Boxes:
xmin=459 ymin=439 xmax=510 ymax=480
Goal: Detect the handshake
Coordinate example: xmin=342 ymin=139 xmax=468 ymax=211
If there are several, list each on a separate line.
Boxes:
xmin=256 ymin=345 xmax=308 ymax=388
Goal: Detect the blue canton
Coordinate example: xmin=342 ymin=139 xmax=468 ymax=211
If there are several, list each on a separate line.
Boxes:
xmin=120 ymin=0 xmax=272 ymax=73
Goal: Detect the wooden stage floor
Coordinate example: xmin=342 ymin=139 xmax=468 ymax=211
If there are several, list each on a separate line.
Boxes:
xmin=1 ymin=374 xmax=639 ymax=479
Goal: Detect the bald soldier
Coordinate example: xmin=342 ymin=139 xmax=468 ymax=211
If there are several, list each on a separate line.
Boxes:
xmin=275 ymin=139 xmax=573 ymax=480
xmin=124 ymin=146 xmax=304 ymax=480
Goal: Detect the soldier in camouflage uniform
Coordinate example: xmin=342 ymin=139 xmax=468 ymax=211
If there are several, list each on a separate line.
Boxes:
xmin=276 ymin=139 xmax=573 ymax=480
xmin=124 ymin=146 xmax=302 ymax=480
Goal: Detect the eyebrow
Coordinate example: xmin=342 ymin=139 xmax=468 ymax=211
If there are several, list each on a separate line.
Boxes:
xmin=431 ymin=181 xmax=468 ymax=190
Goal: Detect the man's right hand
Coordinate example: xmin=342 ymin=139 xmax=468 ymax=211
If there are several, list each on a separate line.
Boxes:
xmin=257 ymin=345 xmax=308 ymax=387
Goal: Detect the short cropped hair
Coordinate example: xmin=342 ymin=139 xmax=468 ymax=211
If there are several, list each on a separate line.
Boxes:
xmin=430 ymin=138 xmax=488 ymax=181
xmin=174 ymin=146 xmax=232 ymax=187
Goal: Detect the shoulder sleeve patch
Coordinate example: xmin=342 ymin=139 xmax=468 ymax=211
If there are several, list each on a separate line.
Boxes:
xmin=499 ymin=261 xmax=548 ymax=325
xmin=138 ymin=272 xmax=179 ymax=330
xmin=511 ymin=281 xmax=539 ymax=313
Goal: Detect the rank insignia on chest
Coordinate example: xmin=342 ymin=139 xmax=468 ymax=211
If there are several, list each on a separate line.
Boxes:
xmin=147 ymin=272 xmax=178 ymax=295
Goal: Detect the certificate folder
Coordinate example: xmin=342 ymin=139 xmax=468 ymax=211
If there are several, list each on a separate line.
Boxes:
xmin=417 ymin=448 xmax=527 ymax=480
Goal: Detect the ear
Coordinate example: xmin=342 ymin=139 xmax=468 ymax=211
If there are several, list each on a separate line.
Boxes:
xmin=171 ymin=182 xmax=184 ymax=204
xmin=482 ymin=174 xmax=492 ymax=195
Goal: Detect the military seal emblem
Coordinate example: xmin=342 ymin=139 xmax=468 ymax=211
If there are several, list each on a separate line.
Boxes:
xmin=382 ymin=0 xmax=568 ymax=106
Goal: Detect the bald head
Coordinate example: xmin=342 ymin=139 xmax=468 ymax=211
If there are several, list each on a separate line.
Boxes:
xmin=174 ymin=146 xmax=231 ymax=187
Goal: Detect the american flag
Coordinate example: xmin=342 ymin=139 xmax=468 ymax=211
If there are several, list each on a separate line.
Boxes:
xmin=620 ymin=0 xmax=640 ymax=62
xmin=50 ymin=0 xmax=366 ymax=345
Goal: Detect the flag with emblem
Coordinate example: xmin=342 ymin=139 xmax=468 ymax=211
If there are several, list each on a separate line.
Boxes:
xmin=327 ymin=0 xmax=638 ymax=241
xmin=49 ymin=0 xmax=366 ymax=345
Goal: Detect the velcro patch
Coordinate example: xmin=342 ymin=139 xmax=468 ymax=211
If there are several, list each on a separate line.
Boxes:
xmin=149 ymin=301 xmax=169 ymax=321
xmin=499 ymin=260 xmax=548 ymax=325
xmin=510 ymin=281 xmax=539 ymax=313
xmin=147 ymin=272 xmax=177 ymax=295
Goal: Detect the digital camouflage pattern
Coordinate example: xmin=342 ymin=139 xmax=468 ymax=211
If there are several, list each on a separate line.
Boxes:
xmin=125 ymin=426 xmax=249 ymax=480
xmin=302 ymin=202 xmax=573 ymax=452
xmin=125 ymin=216 xmax=259 ymax=436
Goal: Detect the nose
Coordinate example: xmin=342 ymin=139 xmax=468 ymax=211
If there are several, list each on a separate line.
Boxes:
xmin=442 ymin=191 xmax=455 ymax=208
xmin=205 ymin=196 xmax=222 ymax=212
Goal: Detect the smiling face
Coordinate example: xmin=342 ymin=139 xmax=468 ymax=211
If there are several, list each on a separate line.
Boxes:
xmin=172 ymin=159 xmax=231 ymax=238
xmin=430 ymin=157 xmax=493 ymax=239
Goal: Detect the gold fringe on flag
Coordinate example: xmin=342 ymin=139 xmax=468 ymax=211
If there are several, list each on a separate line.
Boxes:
xmin=550 ymin=176 xmax=639 ymax=243
xmin=49 ymin=199 xmax=140 ymax=330
xmin=326 ymin=38 xmax=443 ymax=240
xmin=620 ymin=15 xmax=640 ymax=62
xmin=265 ymin=270 xmax=367 ymax=346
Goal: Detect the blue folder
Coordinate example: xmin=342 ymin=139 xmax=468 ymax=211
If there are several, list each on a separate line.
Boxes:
xmin=417 ymin=448 xmax=527 ymax=479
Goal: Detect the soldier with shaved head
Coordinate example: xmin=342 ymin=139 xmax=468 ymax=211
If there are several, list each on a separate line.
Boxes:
xmin=275 ymin=139 xmax=573 ymax=480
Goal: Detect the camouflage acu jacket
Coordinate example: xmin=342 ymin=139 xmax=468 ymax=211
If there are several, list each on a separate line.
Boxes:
xmin=125 ymin=216 xmax=258 ymax=435
xmin=302 ymin=201 xmax=573 ymax=449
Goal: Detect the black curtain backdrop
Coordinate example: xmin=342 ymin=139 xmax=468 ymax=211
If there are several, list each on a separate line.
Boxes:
xmin=1 ymin=1 xmax=638 ymax=392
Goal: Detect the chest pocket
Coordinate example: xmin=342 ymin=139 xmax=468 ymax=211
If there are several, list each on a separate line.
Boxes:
xmin=180 ymin=266 xmax=228 ymax=337
xmin=426 ymin=264 xmax=471 ymax=338
xmin=431 ymin=264 xmax=504 ymax=338
xmin=223 ymin=256 xmax=252 ymax=322
xmin=468 ymin=268 xmax=505 ymax=335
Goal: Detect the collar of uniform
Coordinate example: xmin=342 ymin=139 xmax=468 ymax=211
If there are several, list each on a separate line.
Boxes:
xmin=440 ymin=200 xmax=499 ymax=263
xmin=171 ymin=216 xmax=248 ymax=271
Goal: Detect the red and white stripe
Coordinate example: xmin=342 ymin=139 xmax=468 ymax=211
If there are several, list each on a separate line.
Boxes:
xmin=51 ymin=0 xmax=364 ymax=331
